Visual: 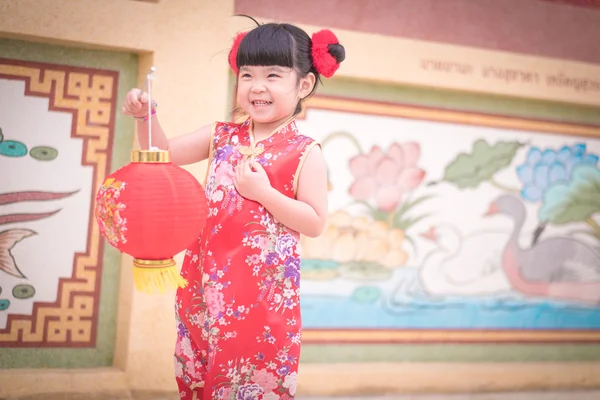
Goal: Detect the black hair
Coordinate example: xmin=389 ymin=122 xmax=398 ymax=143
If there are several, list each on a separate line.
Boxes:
xmin=235 ymin=20 xmax=345 ymax=115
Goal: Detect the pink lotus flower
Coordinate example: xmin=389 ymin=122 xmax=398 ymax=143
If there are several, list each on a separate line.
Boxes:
xmin=349 ymin=142 xmax=425 ymax=212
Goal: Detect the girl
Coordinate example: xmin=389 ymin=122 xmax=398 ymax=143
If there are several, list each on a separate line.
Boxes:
xmin=123 ymin=21 xmax=345 ymax=400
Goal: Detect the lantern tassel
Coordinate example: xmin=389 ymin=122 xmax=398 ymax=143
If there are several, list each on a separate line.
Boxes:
xmin=133 ymin=258 xmax=188 ymax=294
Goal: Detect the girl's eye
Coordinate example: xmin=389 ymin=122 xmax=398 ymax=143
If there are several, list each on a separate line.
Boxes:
xmin=268 ymin=74 xmax=280 ymax=78
xmin=241 ymin=73 xmax=251 ymax=78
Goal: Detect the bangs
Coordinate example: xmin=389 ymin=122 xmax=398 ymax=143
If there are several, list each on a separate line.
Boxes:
xmin=236 ymin=25 xmax=295 ymax=69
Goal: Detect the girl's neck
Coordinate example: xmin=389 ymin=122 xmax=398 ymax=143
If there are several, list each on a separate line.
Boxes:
xmin=251 ymin=115 xmax=295 ymax=142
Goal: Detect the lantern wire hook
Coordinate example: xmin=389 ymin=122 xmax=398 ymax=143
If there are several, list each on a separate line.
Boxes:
xmin=139 ymin=66 xmax=157 ymax=150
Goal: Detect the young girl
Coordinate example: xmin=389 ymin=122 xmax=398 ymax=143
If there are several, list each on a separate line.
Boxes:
xmin=123 ymin=21 xmax=345 ymax=400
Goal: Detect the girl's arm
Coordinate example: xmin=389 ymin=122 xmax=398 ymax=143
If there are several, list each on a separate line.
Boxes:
xmin=124 ymin=89 xmax=212 ymax=166
xmin=236 ymin=146 xmax=328 ymax=238
xmin=136 ymin=116 xmax=213 ymax=166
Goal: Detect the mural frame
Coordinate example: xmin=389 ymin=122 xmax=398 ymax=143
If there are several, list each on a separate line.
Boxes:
xmin=299 ymin=94 xmax=600 ymax=344
xmin=0 ymin=58 xmax=117 ymax=348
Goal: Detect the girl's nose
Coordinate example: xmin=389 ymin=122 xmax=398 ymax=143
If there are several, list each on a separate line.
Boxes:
xmin=251 ymin=82 xmax=266 ymax=93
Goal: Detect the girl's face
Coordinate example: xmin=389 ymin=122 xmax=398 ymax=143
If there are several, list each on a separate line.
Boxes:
xmin=236 ymin=65 xmax=315 ymax=132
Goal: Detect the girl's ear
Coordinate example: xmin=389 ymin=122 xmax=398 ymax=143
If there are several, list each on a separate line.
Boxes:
xmin=298 ymin=73 xmax=316 ymax=100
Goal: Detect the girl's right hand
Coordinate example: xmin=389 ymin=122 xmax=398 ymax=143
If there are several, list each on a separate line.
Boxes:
xmin=122 ymin=88 xmax=151 ymax=118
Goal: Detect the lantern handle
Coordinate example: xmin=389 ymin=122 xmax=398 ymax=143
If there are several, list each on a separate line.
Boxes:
xmin=140 ymin=67 xmax=159 ymax=151
xmin=137 ymin=66 xmax=155 ymax=101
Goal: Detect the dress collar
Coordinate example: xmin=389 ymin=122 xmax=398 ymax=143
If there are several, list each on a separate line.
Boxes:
xmin=238 ymin=117 xmax=298 ymax=158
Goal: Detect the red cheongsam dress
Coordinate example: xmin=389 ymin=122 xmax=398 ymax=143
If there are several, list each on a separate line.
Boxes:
xmin=174 ymin=117 xmax=317 ymax=400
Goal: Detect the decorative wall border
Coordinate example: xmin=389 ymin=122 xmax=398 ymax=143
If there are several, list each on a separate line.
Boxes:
xmin=300 ymin=94 xmax=600 ymax=344
xmin=0 ymin=58 xmax=117 ymax=347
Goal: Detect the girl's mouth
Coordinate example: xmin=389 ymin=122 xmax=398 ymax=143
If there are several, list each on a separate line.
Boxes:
xmin=251 ymin=100 xmax=272 ymax=107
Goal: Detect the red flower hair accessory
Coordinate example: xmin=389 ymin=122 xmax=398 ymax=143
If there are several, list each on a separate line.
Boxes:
xmin=228 ymin=31 xmax=248 ymax=75
xmin=311 ymin=29 xmax=341 ymax=78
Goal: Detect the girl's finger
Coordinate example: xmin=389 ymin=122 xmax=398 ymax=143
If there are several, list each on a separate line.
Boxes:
xmin=243 ymin=158 xmax=253 ymax=174
xmin=250 ymin=159 xmax=261 ymax=173
xmin=126 ymin=89 xmax=140 ymax=104
xmin=138 ymin=91 xmax=149 ymax=104
xmin=123 ymin=105 xmax=136 ymax=115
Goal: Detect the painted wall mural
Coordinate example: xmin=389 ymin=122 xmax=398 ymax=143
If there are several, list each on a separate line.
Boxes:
xmin=296 ymin=96 xmax=600 ymax=343
xmin=0 ymin=58 xmax=116 ymax=347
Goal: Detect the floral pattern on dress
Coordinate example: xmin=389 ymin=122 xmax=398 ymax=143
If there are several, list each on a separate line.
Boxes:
xmin=243 ymin=209 xmax=301 ymax=314
xmin=174 ymin=118 xmax=315 ymax=400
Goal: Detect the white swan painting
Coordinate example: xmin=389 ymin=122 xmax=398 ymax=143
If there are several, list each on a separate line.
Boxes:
xmin=418 ymin=225 xmax=512 ymax=296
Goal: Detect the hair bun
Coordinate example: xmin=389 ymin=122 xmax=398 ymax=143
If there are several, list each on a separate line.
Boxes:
xmin=311 ymin=29 xmax=343 ymax=78
xmin=327 ymin=43 xmax=345 ymax=64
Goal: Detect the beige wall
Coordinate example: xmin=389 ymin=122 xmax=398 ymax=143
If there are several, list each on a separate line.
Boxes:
xmin=0 ymin=0 xmax=235 ymax=395
xmin=1 ymin=0 xmax=600 ymax=397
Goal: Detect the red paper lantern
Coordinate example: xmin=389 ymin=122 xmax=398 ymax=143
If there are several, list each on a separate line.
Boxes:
xmin=95 ymin=150 xmax=208 ymax=293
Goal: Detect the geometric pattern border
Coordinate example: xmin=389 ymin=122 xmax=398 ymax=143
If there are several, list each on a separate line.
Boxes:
xmin=0 ymin=58 xmax=117 ymax=347
xmin=300 ymin=94 xmax=600 ymax=344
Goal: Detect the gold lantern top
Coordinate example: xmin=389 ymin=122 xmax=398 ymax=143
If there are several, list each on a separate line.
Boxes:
xmin=131 ymin=150 xmax=170 ymax=163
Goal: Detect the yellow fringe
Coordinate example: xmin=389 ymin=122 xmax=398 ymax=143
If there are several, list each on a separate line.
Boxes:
xmin=132 ymin=265 xmax=188 ymax=294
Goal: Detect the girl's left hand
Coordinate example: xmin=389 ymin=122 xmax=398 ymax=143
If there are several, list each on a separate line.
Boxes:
xmin=234 ymin=158 xmax=272 ymax=202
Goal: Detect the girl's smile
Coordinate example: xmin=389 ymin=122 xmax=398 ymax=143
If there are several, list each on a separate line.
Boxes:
xmin=250 ymin=100 xmax=273 ymax=107
xmin=237 ymin=65 xmax=304 ymax=137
